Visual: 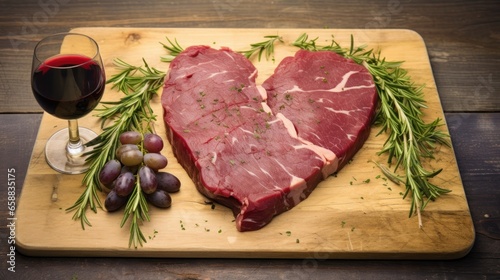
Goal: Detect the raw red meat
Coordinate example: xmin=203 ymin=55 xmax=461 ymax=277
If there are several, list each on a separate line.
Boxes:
xmin=263 ymin=50 xmax=378 ymax=175
xmin=161 ymin=46 xmax=377 ymax=231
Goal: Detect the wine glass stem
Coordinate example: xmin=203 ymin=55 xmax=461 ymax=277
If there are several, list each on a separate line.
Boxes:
xmin=67 ymin=119 xmax=84 ymax=156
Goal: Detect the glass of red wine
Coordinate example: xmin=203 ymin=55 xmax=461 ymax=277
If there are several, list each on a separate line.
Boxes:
xmin=31 ymin=33 xmax=105 ymax=174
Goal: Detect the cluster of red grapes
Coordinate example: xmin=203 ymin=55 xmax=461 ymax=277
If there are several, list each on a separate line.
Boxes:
xmin=99 ymin=131 xmax=181 ymax=212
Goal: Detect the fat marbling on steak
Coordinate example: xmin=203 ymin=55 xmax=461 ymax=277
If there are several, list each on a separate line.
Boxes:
xmin=161 ymin=46 xmax=377 ymax=231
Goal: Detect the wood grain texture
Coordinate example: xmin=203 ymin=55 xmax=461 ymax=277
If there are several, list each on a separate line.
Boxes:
xmin=15 ymin=27 xmax=474 ymax=259
xmin=1 ymin=113 xmax=498 ymax=278
xmin=0 ymin=0 xmax=498 ymax=278
xmin=0 ymin=0 xmax=499 ymax=113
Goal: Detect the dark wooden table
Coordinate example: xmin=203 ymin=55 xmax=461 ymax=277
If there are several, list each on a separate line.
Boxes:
xmin=1 ymin=0 xmax=499 ymax=279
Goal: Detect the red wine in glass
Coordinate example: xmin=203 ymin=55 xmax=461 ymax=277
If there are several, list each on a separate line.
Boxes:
xmin=32 ymin=54 xmax=104 ymax=119
xmin=31 ymin=33 xmax=105 ymax=174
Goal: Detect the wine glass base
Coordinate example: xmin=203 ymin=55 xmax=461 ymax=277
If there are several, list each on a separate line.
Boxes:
xmin=44 ymin=127 xmax=98 ymax=174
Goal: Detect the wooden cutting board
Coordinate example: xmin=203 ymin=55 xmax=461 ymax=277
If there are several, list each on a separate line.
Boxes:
xmin=16 ymin=28 xmax=474 ymax=259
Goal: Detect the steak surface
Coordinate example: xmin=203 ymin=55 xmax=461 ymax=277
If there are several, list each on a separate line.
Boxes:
xmin=263 ymin=50 xmax=378 ymax=175
xmin=161 ymin=46 xmax=377 ymax=231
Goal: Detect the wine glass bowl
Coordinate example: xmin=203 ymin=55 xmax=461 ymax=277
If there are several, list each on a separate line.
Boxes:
xmin=31 ymin=33 xmax=105 ymax=174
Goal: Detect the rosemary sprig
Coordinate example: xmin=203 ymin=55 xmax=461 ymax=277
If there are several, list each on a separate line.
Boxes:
xmin=239 ymin=35 xmax=283 ymax=61
xmin=121 ymin=172 xmax=150 ymax=248
xmin=66 ymin=58 xmax=166 ymax=247
xmin=160 ymin=37 xmax=184 ymax=62
xmin=160 ymin=35 xmax=283 ymax=63
xmin=293 ymin=33 xmax=451 ymax=227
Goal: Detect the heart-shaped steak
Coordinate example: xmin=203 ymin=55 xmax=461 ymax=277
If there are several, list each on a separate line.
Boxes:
xmin=162 ymin=46 xmax=377 ymax=231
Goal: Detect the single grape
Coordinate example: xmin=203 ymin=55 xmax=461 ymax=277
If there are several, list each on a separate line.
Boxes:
xmin=114 ymin=172 xmax=136 ymax=197
xmin=119 ymin=131 xmax=142 ymax=145
xmin=143 ymin=153 xmax=168 ymax=170
xmin=99 ymin=159 xmax=122 ymax=186
xmin=143 ymin=133 xmax=164 ymax=153
xmin=105 ymin=190 xmax=128 ymax=212
xmin=120 ymin=149 xmax=144 ymax=166
xmin=115 ymin=144 xmax=139 ymax=159
xmin=156 ymin=172 xmax=181 ymax=193
xmin=139 ymin=166 xmax=157 ymax=194
xmin=146 ymin=189 xmax=172 ymax=208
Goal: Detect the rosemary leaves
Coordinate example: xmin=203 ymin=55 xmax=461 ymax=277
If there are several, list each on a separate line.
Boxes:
xmin=239 ymin=35 xmax=283 ymax=61
xmin=293 ymin=33 xmax=451 ymax=227
xmin=66 ymin=58 xmax=166 ymax=247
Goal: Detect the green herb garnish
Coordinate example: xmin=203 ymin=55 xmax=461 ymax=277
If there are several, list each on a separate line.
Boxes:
xmin=293 ymin=33 xmax=451 ymax=227
xmin=66 ymin=58 xmax=166 ymax=248
xmin=239 ymin=35 xmax=283 ymax=61
xmin=160 ymin=37 xmax=184 ymax=62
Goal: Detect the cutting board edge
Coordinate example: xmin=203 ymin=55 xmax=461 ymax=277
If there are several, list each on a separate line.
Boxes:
xmin=16 ymin=243 xmax=475 ymax=260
